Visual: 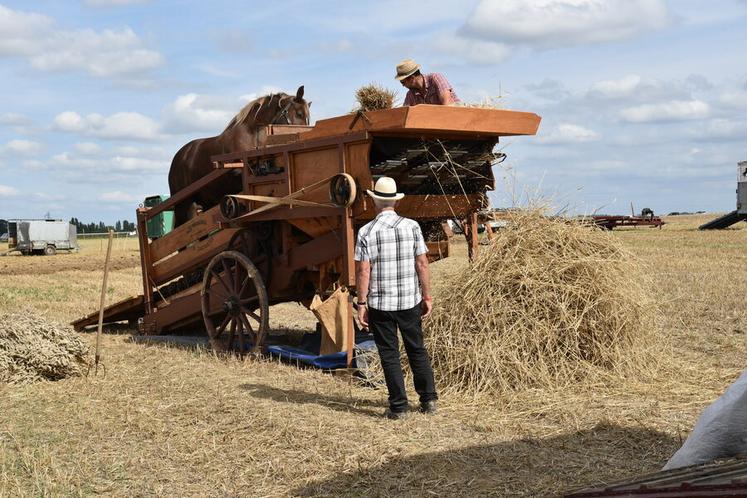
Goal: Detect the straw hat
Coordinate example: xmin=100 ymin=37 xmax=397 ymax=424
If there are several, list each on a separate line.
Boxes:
xmin=367 ymin=177 xmax=404 ymax=201
xmin=394 ymin=59 xmax=421 ymax=81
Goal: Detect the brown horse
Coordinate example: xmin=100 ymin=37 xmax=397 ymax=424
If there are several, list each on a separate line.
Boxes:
xmin=168 ymin=85 xmax=311 ymax=226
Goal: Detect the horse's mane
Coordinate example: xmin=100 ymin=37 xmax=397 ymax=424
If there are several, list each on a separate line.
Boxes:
xmin=223 ymin=93 xmax=288 ymax=133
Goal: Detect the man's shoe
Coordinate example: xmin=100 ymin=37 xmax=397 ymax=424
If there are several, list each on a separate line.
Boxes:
xmin=419 ymin=400 xmax=437 ymax=414
xmin=384 ymin=408 xmax=408 ymax=420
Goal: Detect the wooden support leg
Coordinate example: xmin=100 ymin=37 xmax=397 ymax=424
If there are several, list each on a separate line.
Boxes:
xmin=341 ymin=208 xmax=355 ymax=367
xmin=465 ymin=212 xmax=479 ymax=262
xmin=136 ymin=208 xmax=153 ymax=316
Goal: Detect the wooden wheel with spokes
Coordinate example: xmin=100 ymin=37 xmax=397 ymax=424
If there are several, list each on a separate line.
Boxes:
xmin=201 ymin=250 xmax=269 ymax=353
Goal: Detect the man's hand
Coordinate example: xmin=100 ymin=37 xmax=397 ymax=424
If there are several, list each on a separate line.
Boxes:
xmin=357 ymin=305 xmax=369 ymax=329
xmin=421 ymin=298 xmax=433 ymax=319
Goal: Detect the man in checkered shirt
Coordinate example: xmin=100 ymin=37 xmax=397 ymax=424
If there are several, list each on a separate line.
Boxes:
xmin=395 ymin=58 xmax=460 ymax=106
xmin=354 ymin=176 xmax=438 ymax=419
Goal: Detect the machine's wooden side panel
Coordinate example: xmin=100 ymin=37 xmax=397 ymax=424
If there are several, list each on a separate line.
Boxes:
xmin=290 ymin=147 xmax=340 ymax=204
xmin=150 ymin=205 xmax=223 ymax=262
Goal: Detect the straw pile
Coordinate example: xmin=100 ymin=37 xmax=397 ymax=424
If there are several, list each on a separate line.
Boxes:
xmin=353 ymin=83 xmax=396 ymax=112
xmin=424 ymin=210 xmax=657 ymax=395
xmin=0 ymin=309 xmax=89 ymax=384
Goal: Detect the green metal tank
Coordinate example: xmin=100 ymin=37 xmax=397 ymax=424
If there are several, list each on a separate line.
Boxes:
xmin=144 ymin=195 xmax=174 ymax=239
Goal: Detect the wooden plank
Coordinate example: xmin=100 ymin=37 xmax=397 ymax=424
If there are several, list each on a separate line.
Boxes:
xmin=145 ymin=167 xmax=232 ymax=220
xmin=355 ymin=194 xmax=485 ymax=220
xmin=405 ymin=105 xmax=541 ymax=136
xmin=151 ymin=228 xmax=236 ymax=285
xmin=149 ymin=204 xmax=223 ymax=263
xmin=150 ymin=289 xmax=202 ymax=333
xmin=71 ymin=295 xmax=144 ymax=330
xmin=297 ymin=106 xmax=541 ymax=141
xmin=286 ymin=230 xmax=344 ymax=270
xmin=287 ymin=216 xmax=338 ymax=238
xmin=291 ymin=147 xmax=340 ymax=204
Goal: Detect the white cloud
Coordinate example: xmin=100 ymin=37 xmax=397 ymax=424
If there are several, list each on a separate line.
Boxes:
xmin=52 ymin=150 xmax=166 ymax=175
xmin=238 ymin=86 xmax=284 ymax=103
xmin=73 ymin=142 xmax=102 ymax=155
xmin=461 ymin=0 xmax=670 ymax=48
xmin=23 ymin=159 xmax=46 ymax=171
xmin=3 ymin=139 xmax=44 ymax=155
xmin=0 ymin=113 xmax=32 ymax=126
xmin=162 ymin=93 xmax=236 ymax=133
xmin=53 ymin=111 xmax=160 ymax=140
xmin=720 ymin=90 xmax=747 ymax=109
xmin=432 ymin=32 xmax=511 ymax=65
xmin=85 ymin=0 xmax=151 ymax=6
xmin=589 ymin=75 xmax=642 ymax=98
xmin=0 ymin=5 xmax=162 ymax=78
xmin=98 ymin=191 xmax=141 ymax=202
xmin=539 ymin=123 xmax=601 ymax=144
xmin=0 ymin=184 xmax=19 ymax=197
xmin=620 ymin=100 xmax=711 ymax=123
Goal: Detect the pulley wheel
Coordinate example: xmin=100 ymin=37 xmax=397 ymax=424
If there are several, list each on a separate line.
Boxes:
xmin=220 ymin=195 xmax=242 ymax=220
xmin=329 ymin=173 xmax=357 ymax=207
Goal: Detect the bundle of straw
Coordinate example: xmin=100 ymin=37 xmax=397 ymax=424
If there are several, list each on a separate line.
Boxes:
xmin=424 ymin=210 xmax=657 ymax=395
xmin=0 ymin=309 xmax=89 ymax=384
xmin=353 ymin=83 xmax=396 ymax=112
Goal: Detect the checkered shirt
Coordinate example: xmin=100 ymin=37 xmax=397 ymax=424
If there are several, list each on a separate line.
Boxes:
xmin=403 ymin=72 xmax=460 ymax=106
xmin=354 ymin=211 xmax=428 ymax=311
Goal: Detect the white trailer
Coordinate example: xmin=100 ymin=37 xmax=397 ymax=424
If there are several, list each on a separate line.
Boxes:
xmin=8 ymin=219 xmax=78 ymax=255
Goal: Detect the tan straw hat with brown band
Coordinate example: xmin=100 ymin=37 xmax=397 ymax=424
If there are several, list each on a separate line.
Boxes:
xmin=394 ymin=59 xmax=421 ymax=81
xmin=367 ymin=176 xmax=405 ymax=201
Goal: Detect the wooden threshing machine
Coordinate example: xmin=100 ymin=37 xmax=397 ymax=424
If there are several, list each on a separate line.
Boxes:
xmin=73 ymin=105 xmax=540 ymax=366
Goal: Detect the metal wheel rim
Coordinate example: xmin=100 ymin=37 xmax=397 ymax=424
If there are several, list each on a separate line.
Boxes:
xmin=201 ymin=250 xmax=269 ymax=353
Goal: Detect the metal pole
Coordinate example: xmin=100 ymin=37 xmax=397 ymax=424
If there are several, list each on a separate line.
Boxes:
xmin=95 ymin=229 xmax=114 ymax=374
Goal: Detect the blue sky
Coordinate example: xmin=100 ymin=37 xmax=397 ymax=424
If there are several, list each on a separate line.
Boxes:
xmin=1 ymin=0 xmax=746 ymax=223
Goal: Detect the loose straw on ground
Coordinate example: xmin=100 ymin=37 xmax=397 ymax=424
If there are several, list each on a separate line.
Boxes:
xmin=0 ymin=309 xmax=89 ymax=384
xmin=423 ymin=209 xmax=659 ymax=396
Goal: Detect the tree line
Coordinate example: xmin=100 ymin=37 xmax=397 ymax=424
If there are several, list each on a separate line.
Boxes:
xmin=69 ymin=218 xmax=136 ymax=233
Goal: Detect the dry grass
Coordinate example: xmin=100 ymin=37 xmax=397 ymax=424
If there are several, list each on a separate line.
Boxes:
xmin=0 ymin=213 xmax=745 ymax=496
xmin=352 ymin=83 xmax=397 ymax=112
xmin=426 ymin=210 xmax=658 ymax=396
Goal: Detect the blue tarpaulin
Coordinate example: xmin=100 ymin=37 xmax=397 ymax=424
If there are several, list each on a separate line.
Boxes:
xmin=267 ymin=331 xmax=376 ymax=370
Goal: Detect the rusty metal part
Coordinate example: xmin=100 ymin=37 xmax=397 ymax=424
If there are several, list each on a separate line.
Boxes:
xmin=201 ymin=251 xmax=269 ymax=353
xmin=588 ymin=215 xmax=665 ymax=230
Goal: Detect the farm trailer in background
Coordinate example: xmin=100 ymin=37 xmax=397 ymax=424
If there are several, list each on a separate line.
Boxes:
xmin=72 ymin=105 xmax=541 ymax=366
xmin=6 ymin=219 xmax=78 ymax=255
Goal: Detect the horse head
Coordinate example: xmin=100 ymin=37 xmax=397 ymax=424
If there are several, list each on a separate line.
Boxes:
xmin=227 ymin=85 xmax=310 ymax=134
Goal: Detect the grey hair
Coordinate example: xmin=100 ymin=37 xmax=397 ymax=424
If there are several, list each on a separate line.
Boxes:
xmin=373 ymin=198 xmax=397 ymax=209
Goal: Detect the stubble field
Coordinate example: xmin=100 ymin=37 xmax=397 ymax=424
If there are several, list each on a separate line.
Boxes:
xmin=1 ymin=214 xmax=745 ymax=497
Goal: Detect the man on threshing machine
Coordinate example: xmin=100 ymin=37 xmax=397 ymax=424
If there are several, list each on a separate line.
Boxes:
xmin=354 ymin=177 xmax=439 ymax=420
xmin=395 ymin=58 xmax=460 ymax=106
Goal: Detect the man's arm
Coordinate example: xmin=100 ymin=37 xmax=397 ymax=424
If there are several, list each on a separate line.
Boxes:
xmin=415 ymin=254 xmax=433 ymax=318
xmin=355 ymin=260 xmax=371 ymax=328
xmin=437 ymin=89 xmax=457 ymax=105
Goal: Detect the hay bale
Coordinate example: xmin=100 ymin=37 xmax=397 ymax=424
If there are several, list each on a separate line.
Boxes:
xmin=353 ymin=83 xmax=396 ymax=112
xmin=425 ymin=210 xmax=657 ymax=395
xmin=0 ymin=309 xmax=89 ymax=384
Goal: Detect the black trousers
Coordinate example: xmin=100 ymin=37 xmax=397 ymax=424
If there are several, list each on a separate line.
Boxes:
xmin=368 ymin=303 xmax=438 ymax=412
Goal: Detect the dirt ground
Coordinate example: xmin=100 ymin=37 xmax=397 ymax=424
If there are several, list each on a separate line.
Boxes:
xmin=1 ymin=214 xmax=745 ymax=497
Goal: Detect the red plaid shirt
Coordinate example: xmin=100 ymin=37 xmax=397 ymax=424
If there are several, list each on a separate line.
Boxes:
xmin=403 ymin=72 xmax=460 ymax=106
